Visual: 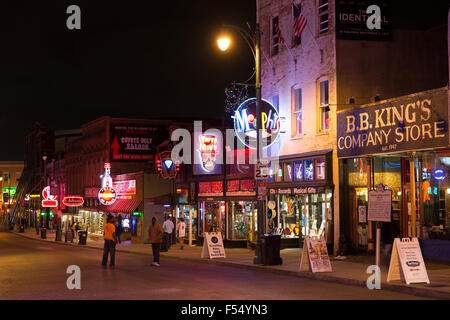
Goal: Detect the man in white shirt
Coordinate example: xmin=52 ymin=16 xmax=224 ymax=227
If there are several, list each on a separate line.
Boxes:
xmin=162 ymin=217 xmax=174 ymax=251
xmin=176 ymin=217 xmax=186 ymax=250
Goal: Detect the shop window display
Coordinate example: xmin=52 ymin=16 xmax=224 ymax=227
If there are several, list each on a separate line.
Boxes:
xmin=304 ymin=159 xmax=314 ymax=181
xmin=227 ymin=201 xmax=257 ymax=241
xmin=315 ymin=158 xmax=326 ymax=180
xmin=294 ymin=161 xmax=303 ymax=181
xmin=200 ymin=201 xmax=225 ymax=239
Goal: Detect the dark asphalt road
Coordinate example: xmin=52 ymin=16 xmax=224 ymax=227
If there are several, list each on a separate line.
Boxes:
xmin=0 ymin=232 xmax=426 ymax=300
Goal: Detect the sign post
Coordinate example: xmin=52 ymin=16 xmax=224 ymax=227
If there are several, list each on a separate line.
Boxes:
xmin=368 ymin=184 xmax=392 ymax=267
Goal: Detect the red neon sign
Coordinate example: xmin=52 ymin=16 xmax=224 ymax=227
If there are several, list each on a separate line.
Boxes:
xmin=98 ymin=186 xmax=117 ymax=206
xmin=200 ymin=135 xmax=217 ymax=153
xmin=62 ymin=196 xmax=84 ymax=207
xmin=41 ymin=186 xmax=58 ymax=208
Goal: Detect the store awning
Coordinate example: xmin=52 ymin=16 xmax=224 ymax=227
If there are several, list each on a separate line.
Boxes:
xmin=99 ymin=199 xmax=142 ymax=214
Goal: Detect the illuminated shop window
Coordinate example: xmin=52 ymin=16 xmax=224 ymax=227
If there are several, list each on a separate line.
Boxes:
xmin=304 ymin=159 xmax=314 ymax=181
xmin=315 ymin=158 xmax=326 ymax=180
xmin=294 ymin=160 xmax=303 ymax=181
xmin=284 ymin=162 xmax=293 ymax=182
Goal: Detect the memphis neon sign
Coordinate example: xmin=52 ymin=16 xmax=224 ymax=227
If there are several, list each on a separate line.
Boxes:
xmin=233 ymin=98 xmax=280 ymax=149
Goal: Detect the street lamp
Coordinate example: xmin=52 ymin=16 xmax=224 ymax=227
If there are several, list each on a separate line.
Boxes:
xmin=217 ymin=23 xmax=266 ymax=264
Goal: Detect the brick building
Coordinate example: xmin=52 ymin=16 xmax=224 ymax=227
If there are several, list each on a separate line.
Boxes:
xmin=257 ymin=0 xmax=448 ymax=253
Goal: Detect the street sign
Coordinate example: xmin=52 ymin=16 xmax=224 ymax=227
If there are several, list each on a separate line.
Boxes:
xmin=255 ymin=163 xmax=269 ymax=180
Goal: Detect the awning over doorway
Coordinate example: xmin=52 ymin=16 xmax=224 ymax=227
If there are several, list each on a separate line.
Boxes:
xmin=99 ymin=199 xmax=142 ymax=214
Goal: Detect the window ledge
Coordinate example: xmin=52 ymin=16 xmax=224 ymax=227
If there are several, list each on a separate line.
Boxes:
xmin=316 ymin=131 xmax=329 ymax=136
xmin=290 ymin=135 xmax=304 ymax=141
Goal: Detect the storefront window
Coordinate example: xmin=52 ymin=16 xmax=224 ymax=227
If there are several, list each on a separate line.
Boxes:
xmin=227 ymin=201 xmax=257 ymax=242
xmin=284 ymin=163 xmax=293 ymax=182
xmin=304 ymin=159 xmax=314 ymax=181
xmin=268 ymin=191 xmax=331 ymax=240
xmin=294 ymin=161 xmax=303 ymax=181
xmin=200 ymin=201 xmax=225 ymax=239
xmin=315 ymin=158 xmax=326 ymax=180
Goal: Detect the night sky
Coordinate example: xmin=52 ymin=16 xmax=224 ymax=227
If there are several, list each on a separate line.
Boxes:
xmin=0 ymin=0 xmax=256 ymax=160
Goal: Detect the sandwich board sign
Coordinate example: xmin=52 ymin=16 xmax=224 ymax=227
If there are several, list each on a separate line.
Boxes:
xmin=300 ymin=236 xmax=332 ymax=273
xmin=201 ymin=232 xmax=226 ymax=259
xmin=387 ymin=238 xmax=430 ymax=285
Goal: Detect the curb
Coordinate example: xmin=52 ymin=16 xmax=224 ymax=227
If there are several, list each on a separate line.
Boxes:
xmin=10 ymin=232 xmax=450 ymax=299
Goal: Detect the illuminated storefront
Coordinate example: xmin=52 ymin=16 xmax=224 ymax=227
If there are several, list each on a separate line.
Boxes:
xmin=266 ymin=151 xmax=334 ymax=249
xmin=337 ymin=87 xmax=450 ymax=258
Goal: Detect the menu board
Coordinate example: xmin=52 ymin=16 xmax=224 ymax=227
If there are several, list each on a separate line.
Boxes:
xmin=300 ymin=236 xmax=332 ymax=273
xmin=387 ymin=238 xmax=430 ymax=285
xmin=201 ymin=232 xmax=226 ymax=259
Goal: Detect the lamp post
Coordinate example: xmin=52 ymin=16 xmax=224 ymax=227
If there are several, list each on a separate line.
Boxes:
xmin=217 ymin=22 xmax=266 ymax=264
xmin=42 ymin=155 xmax=49 ymax=229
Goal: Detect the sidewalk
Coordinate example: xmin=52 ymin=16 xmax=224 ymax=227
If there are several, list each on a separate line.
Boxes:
xmin=13 ymin=230 xmax=450 ymax=299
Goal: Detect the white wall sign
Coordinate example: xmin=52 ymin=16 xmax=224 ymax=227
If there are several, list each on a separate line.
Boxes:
xmin=300 ymin=236 xmax=332 ymax=273
xmin=358 ymin=205 xmax=367 ymax=223
xmin=201 ymin=232 xmax=226 ymax=259
xmin=368 ymin=184 xmax=392 ymax=222
xmin=387 ymin=238 xmax=430 ymax=285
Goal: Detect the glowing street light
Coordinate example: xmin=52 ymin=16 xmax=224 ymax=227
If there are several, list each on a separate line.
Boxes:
xmin=217 ymin=37 xmax=231 ymax=51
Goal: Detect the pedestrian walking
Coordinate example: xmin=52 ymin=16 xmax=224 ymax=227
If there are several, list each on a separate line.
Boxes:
xmin=116 ymin=214 xmax=123 ymax=244
xmin=148 ymin=217 xmax=163 ymax=266
xmin=176 ymin=217 xmax=186 ymax=250
xmin=102 ymin=216 xmax=117 ymax=269
xmin=161 ymin=216 xmax=174 ymax=252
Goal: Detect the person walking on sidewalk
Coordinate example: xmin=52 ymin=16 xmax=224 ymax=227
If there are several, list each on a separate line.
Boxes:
xmin=116 ymin=214 xmax=123 ymax=244
xmin=148 ymin=217 xmax=163 ymax=266
xmin=102 ymin=216 xmax=117 ymax=269
xmin=161 ymin=217 xmax=174 ymax=252
xmin=176 ymin=217 xmax=186 ymax=250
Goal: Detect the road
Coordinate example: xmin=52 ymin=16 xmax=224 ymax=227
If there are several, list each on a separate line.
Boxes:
xmin=0 ymin=232 xmax=426 ymax=300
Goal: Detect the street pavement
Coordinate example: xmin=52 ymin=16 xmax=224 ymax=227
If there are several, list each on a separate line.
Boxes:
xmin=0 ymin=232 xmax=444 ymax=300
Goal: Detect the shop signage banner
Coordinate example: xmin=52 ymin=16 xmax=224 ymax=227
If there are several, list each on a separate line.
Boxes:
xmin=110 ymin=125 xmax=167 ymax=162
xmin=337 ymin=88 xmax=449 ymax=158
xmin=198 ymin=181 xmax=223 ymax=197
xmin=368 ymin=184 xmax=392 ymax=222
xmin=387 ymin=238 xmax=430 ymax=285
xmin=335 ymin=0 xmax=391 ymax=41
xmin=201 ymin=232 xmax=226 ymax=259
xmin=113 ymin=180 xmax=136 ymax=196
xmin=300 ymin=236 xmax=332 ymax=273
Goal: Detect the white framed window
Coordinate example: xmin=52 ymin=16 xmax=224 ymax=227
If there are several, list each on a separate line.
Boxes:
xmin=318 ymin=79 xmax=329 ymax=131
xmin=318 ymin=0 xmax=329 ymax=35
xmin=291 ymin=87 xmax=302 ymax=136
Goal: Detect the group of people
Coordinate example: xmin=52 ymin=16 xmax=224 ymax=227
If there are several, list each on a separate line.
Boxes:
xmin=101 ymin=215 xmax=187 ymax=269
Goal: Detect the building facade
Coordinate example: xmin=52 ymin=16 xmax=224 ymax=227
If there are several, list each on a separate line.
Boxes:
xmin=257 ymin=0 xmax=448 ymax=253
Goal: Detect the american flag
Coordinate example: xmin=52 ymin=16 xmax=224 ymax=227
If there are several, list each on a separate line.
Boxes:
xmin=275 ymin=22 xmax=285 ymax=44
xmin=293 ymin=4 xmax=307 ymax=38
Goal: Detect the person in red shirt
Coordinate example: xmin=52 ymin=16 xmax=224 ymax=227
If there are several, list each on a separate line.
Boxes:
xmin=102 ymin=215 xmax=117 ymax=269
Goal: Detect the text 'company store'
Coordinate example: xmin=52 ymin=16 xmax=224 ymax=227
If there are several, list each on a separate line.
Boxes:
xmin=337 ymin=87 xmax=450 ymax=259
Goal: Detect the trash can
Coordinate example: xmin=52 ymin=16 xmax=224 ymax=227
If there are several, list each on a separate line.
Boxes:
xmin=55 ymin=228 xmax=62 ymax=242
xmin=65 ymin=230 xmax=74 ymax=243
xmin=40 ymin=228 xmax=47 ymax=239
xmin=262 ymin=234 xmax=282 ymax=265
xmin=19 ymin=224 xmax=25 ymax=233
xmin=78 ymin=231 xmax=87 ymax=245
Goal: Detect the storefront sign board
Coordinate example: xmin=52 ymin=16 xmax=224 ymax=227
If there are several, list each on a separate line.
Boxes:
xmin=337 ymin=88 xmax=448 ymax=158
xmin=387 ymin=238 xmax=430 ymax=285
xmin=368 ymin=184 xmax=392 ymax=222
xmin=201 ymin=232 xmax=226 ymax=259
xmin=300 ymin=236 xmax=332 ymax=273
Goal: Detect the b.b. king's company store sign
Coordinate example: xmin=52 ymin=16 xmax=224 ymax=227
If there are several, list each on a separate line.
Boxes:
xmin=337 ymin=89 xmax=449 ymax=158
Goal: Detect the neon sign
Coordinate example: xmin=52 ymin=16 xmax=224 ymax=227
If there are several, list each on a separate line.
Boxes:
xmin=98 ymin=163 xmax=117 ymax=205
xmin=232 ymin=98 xmax=280 ymax=149
xmin=41 ymin=186 xmax=58 ymax=208
xmin=199 ymin=135 xmax=218 ymax=172
xmin=434 ymin=169 xmax=446 ymax=181
xmin=62 ymin=196 xmax=85 ymax=207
